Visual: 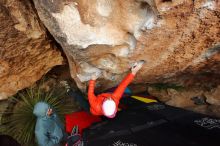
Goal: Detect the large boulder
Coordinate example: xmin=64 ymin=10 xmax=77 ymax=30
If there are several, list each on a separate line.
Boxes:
xmin=0 ymin=0 xmax=63 ymax=99
xmin=33 ymin=0 xmax=219 ymax=91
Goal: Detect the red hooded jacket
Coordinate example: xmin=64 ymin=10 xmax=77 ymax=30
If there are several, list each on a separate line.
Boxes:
xmin=88 ymin=73 xmax=134 ymax=116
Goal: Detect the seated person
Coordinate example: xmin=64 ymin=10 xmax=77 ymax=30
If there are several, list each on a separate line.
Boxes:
xmin=33 ymin=102 xmax=66 ymax=146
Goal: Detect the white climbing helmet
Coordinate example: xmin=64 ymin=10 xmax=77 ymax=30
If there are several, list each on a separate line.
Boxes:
xmin=102 ymin=98 xmax=117 ymax=118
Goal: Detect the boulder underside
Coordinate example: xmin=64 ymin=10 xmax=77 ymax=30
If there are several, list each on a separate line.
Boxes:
xmin=32 ymin=0 xmax=220 ymax=92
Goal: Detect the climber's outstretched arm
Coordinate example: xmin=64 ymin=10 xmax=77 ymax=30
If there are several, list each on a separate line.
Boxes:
xmin=88 ymin=74 xmax=99 ymax=105
xmin=113 ymin=73 xmax=135 ymax=101
xmin=88 ymin=80 xmax=96 ymax=105
xmin=113 ymin=60 xmax=145 ymax=101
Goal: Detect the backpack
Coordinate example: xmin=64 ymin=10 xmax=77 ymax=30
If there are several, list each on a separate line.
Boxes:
xmin=66 ymin=126 xmax=83 ymax=146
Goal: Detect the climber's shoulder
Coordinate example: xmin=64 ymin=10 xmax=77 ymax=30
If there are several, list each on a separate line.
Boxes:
xmin=98 ymin=93 xmax=112 ymax=99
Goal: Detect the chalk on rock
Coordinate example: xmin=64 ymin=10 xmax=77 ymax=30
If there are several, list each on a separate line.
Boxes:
xmin=77 ymin=62 xmax=102 ymax=82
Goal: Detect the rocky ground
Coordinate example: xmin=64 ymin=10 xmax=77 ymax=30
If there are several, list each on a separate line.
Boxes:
xmin=147 ymin=84 xmax=220 ymax=117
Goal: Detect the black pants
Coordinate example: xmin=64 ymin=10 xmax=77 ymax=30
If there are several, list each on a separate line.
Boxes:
xmin=67 ymin=89 xmax=90 ymax=112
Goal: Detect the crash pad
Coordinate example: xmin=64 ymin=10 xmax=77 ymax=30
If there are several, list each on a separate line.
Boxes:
xmin=83 ymin=102 xmax=220 ymax=146
xmin=130 ymin=95 xmax=157 ymax=103
xmin=65 ymin=111 xmax=101 ymax=134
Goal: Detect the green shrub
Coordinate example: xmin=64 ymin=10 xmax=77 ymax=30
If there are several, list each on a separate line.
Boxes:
xmin=0 ymin=79 xmax=74 ymax=146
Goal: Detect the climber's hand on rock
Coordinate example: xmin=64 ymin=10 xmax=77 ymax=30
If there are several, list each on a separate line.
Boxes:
xmin=131 ymin=60 xmax=145 ymax=75
xmin=91 ymin=74 xmax=98 ymax=80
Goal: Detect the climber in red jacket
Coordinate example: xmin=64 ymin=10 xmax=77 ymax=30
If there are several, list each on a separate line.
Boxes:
xmin=88 ymin=60 xmax=145 ymax=118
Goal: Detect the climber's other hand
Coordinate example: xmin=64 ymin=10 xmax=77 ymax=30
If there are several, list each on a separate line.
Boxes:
xmin=91 ymin=74 xmax=98 ymax=80
xmin=131 ymin=60 xmax=145 ymax=75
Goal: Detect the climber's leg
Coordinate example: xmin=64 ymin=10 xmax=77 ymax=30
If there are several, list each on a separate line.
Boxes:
xmin=67 ymin=89 xmax=90 ymax=112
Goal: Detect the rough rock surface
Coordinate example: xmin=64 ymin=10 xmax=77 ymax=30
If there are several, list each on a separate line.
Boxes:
xmin=205 ymin=85 xmax=220 ymax=105
xmin=148 ymin=86 xmax=204 ymax=108
xmin=148 ymin=85 xmax=220 ymax=117
xmin=0 ymin=0 xmax=63 ymax=100
xmin=136 ymin=0 xmax=220 ymax=87
xmin=33 ymin=0 xmax=220 ymax=92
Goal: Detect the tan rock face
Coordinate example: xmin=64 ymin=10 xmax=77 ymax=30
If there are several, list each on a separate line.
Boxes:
xmin=205 ymin=85 xmax=220 ymax=105
xmin=32 ymin=0 xmax=158 ymax=91
xmin=148 ymin=85 xmax=220 ymax=117
xmin=136 ymin=0 xmax=220 ymax=87
xmin=0 ymin=0 xmax=63 ymax=99
xmin=148 ymin=86 xmax=203 ymax=108
xmin=33 ymin=0 xmax=219 ymax=92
